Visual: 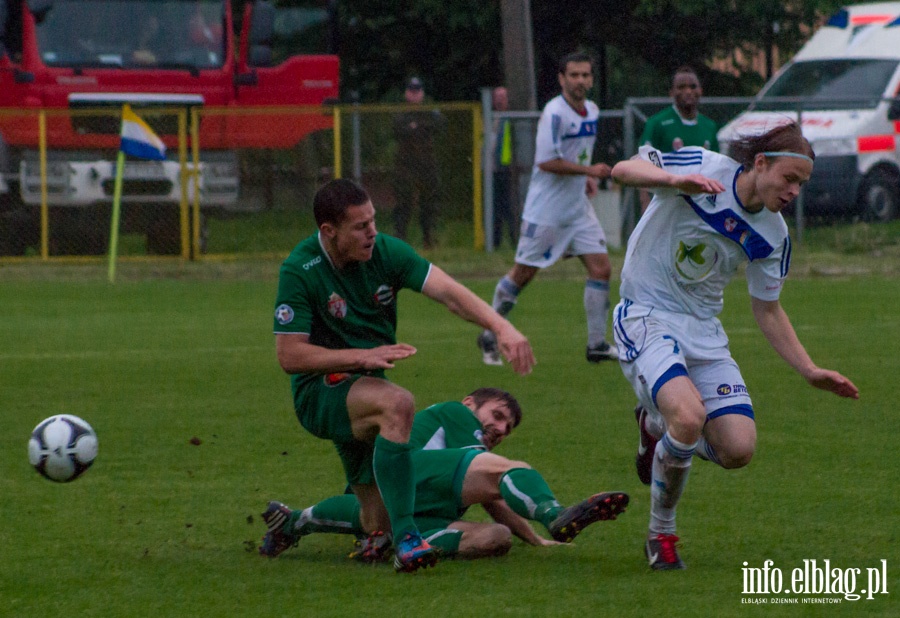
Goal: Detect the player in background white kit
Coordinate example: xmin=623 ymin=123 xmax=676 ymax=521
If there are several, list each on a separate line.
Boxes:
xmin=610 ymin=121 xmax=859 ymax=570
xmin=478 ymin=52 xmax=618 ymax=365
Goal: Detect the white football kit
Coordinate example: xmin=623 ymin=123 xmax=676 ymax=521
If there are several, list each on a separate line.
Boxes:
xmin=614 ymin=146 xmax=793 ymax=419
xmin=516 ymin=95 xmax=607 ymax=267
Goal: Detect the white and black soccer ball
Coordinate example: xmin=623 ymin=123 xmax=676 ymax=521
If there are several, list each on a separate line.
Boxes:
xmin=28 ymin=414 xmax=98 ymax=482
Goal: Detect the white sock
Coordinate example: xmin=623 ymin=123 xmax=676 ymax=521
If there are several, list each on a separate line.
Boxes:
xmin=643 ymin=407 xmax=666 ymax=439
xmin=695 ymin=437 xmax=722 ymax=465
xmin=584 ymin=279 xmax=610 ymax=347
xmin=649 ymin=433 xmax=697 ymax=535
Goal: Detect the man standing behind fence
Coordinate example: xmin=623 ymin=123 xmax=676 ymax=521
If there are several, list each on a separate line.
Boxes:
xmin=478 ymin=52 xmax=618 ymax=366
xmin=393 ymin=77 xmax=445 ymax=249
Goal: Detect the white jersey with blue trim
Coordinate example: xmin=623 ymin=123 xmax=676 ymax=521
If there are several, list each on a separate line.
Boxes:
xmin=620 ymin=145 xmax=792 ymax=319
xmin=521 ymin=95 xmax=599 ymax=226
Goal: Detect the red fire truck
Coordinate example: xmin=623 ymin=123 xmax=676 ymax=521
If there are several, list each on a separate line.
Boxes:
xmin=0 ymin=0 xmax=338 ymax=255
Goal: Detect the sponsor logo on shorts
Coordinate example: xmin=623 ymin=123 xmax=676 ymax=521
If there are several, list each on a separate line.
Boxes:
xmin=717 ymin=383 xmax=748 ymax=396
xmin=374 ymin=284 xmax=394 ymax=306
xmin=327 ymin=292 xmax=347 ymax=319
xmin=648 ymin=151 xmax=662 ymax=168
xmin=324 ymin=372 xmax=351 ymax=386
xmin=275 ymin=304 xmax=294 ymax=325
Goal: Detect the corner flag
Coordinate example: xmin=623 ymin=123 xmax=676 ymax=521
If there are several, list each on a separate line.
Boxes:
xmin=119 ymin=104 xmax=166 ymax=160
xmin=109 ymin=104 xmax=168 ymax=283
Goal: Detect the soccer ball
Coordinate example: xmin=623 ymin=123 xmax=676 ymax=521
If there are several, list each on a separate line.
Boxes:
xmin=28 ymin=414 xmax=98 ymax=482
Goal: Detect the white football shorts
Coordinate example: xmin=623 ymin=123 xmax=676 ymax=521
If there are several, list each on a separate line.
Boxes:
xmin=514 ymin=212 xmax=607 ymax=269
xmin=613 ymin=299 xmax=754 ymax=421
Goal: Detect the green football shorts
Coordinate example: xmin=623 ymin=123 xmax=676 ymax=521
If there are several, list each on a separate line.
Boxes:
xmin=294 ymin=372 xmax=376 ymax=485
xmin=411 ymin=448 xmax=481 ymax=526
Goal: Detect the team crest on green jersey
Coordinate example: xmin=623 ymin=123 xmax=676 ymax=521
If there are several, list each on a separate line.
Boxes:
xmin=674 ymin=240 xmax=718 ymax=281
xmin=374 ymin=284 xmax=394 ymax=306
xmin=327 ymin=292 xmax=347 ymax=318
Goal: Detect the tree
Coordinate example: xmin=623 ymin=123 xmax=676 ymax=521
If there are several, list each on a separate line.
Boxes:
xmin=324 ymin=0 xmax=848 ymax=104
xmin=337 ymin=0 xmax=504 ymax=101
xmin=526 ymin=0 xmax=848 ymax=105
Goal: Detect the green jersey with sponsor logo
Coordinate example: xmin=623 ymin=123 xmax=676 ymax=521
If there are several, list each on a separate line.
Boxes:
xmin=410 ymin=401 xmax=487 ymax=451
xmin=639 ymin=106 xmax=719 ymax=153
xmin=274 ymin=232 xmax=431 ymax=391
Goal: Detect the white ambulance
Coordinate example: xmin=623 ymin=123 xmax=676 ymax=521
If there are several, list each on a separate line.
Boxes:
xmin=718 ymin=2 xmax=900 ymax=221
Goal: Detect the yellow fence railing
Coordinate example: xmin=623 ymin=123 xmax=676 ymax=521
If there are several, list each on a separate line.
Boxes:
xmin=0 ymin=102 xmax=483 ymax=262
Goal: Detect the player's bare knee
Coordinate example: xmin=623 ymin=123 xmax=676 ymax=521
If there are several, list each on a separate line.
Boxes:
xmin=587 ymin=264 xmax=611 ymax=281
xmin=718 ymin=443 xmax=755 ymax=469
xmin=484 ymin=458 xmax=531 ymax=488
xmin=509 ymin=264 xmax=537 ymax=287
xmin=381 ymin=388 xmax=416 ymax=435
xmin=667 ymin=406 xmax=705 ymax=441
xmin=504 ymin=460 xmax=531 ymax=473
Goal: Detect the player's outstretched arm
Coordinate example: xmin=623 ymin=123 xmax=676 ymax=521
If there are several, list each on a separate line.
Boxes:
xmin=750 ymin=297 xmax=859 ymax=399
xmin=538 ymin=158 xmax=611 ymax=179
xmin=421 ymin=266 xmax=535 ymax=375
xmin=276 ymin=333 xmax=417 ymax=374
xmin=611 ymin=159 xmax=725 ymax=195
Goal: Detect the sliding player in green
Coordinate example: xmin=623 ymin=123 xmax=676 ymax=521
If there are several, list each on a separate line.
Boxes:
xmin=261 ymin=388 xmax=628 ymax=561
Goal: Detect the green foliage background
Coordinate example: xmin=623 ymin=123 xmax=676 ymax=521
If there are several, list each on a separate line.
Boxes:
xmin=324 ymin=0 xmax=849 ymax=105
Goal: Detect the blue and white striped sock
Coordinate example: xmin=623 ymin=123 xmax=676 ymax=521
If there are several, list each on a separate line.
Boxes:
xmin=695 ymin=437 xmax=722 ymax=466
xmin=493 ymin=275 xmax=520 ymax=316
xmin=649 ymin=433 xmax=697 ymax=535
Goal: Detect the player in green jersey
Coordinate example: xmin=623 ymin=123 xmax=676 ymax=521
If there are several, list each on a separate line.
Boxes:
xmin=262 ymin=180 xmax=536 ymax=573
xmin=262 ymin=388 xmax=629 ymax=562
xmin=638 ymin=65 xmax=719 ymax=212
xmin=639 ymin=66 xmax=718 ymax=154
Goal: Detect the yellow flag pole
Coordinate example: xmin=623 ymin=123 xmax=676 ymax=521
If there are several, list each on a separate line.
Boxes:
xmin=107 ymin=150 xmax=125 ymax=283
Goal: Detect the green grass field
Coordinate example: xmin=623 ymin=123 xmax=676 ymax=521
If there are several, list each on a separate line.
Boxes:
xmin=0 ymin=250 xmax=896 ymax=617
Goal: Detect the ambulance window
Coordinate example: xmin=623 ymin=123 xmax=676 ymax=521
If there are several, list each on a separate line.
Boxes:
xmin=758 ymin=59 xmax=898 ymax=111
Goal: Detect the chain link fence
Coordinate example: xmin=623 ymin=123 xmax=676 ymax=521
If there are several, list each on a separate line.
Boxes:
xmin=481 ymin=97 xmax=627 ymax=252
xmin=0 ymin=103 xmax=481 ymax=260
xmin=480 ymin=97 xmax=758 ymax=253
xmin=1 ymin=106 xmax=205 ymax=259
xmin=4 ymin=96 xmax=900 ymax=261
xmin=481 ymin=95 xmax=900 ymax=249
